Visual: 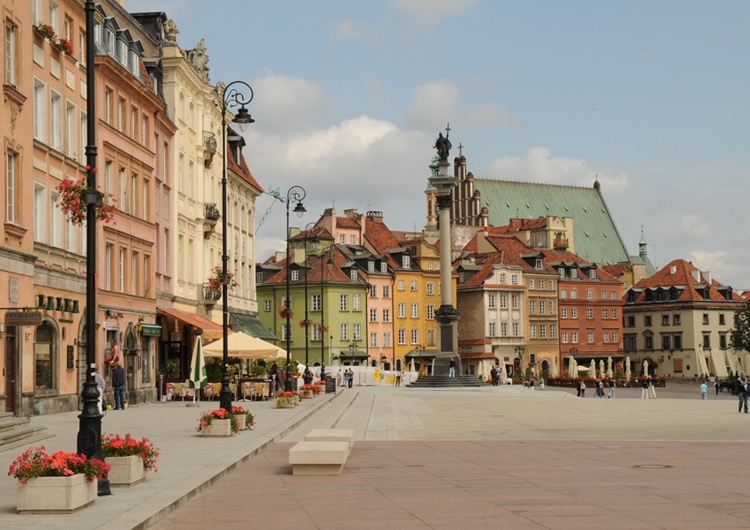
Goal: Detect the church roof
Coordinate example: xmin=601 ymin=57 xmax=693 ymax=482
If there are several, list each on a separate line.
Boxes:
xmin=472 ymin=179 xmax=630 ymax=266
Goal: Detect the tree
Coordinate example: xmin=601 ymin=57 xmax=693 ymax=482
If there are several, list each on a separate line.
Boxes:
xmin=730 ymin=302 xmax=750 ymax=352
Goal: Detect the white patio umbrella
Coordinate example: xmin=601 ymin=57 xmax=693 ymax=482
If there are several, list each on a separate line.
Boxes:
xmin=569 ymin=356 xmax=578 ymax=378
xmin=203 ymin=332 xmax=279 ymax=359
xmin=606 ymin=356 xmax=613 ymax=378
xmin=408 ymin=359 xmax=416 ymax=373
xmin=188 ymin=335 xmax=207 ymax=402
xmin=590 ymin=359 xmax=597 ymax=379
xmin=550 ymin=356 xmax=558 ymax=377
xmin=643 ymin=359 xmax=649 ymax=376
xmin=625 ymin=356 xmax=632 ymax=380
xmin=599 ymin=359 xmax=605 ymax=379
xmin=500 ymin=362 xmax=508 ymax=383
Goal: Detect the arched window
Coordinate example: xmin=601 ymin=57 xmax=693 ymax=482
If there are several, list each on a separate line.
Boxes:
xmin=35 ymin=321 xmax=56 ymax=391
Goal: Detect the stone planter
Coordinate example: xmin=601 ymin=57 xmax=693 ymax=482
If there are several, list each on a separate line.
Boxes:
xmin=107 ymin=455 xmax=146 ymax=486
xmin=276 ymin=398 xmax=295 ymax=409
xmin=235 ymin=414 xmax=247 ymax=431
xmin=17 ymin=474 xmax=97 ymax=513
xmin=200 ymin=418 xmax=233 ymax=437
xmin=300 ymin=390 xmax=314 ymax=399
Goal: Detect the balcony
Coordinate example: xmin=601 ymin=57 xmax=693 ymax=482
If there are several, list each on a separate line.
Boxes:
xmin=553 ymin=236 xmax=569 ymax=250
xmin=202 ymin=131 xmax=217 ymax=168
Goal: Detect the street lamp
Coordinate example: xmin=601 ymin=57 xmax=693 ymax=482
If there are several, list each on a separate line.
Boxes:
xmin=302 ymin=223 xmax=318 ymax=369
xmin=78 ymin=0 xmax=110 ymax=496
xmin=285 ymin=186 xmax=306 ymax=391
xmin=217 ymin=80 xmax=255 ymax=413
xmin=349 ymin=342 xmax=358 ymax=366
xmin=320 ymin=248 xmax=333 ymax=380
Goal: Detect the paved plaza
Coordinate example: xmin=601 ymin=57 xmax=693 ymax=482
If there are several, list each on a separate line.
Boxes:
xmin=0 ymin=381 xmax=749 ymax=529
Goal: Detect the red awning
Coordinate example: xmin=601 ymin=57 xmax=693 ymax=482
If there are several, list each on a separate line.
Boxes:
xmin=157 ymin=308 xmax=223 ymax=339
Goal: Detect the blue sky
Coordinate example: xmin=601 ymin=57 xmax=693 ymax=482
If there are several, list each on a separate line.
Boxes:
xmin=127 ymin=0 xmax=750 ymax=288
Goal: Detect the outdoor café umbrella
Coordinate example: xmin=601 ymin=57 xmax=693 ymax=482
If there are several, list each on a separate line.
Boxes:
xmin=189 ymin=335 xmax=207 ymax=402
xmin=500 ymin=362 xmax=508 ymax=382
xmin=550 ymin=356 xmax=558 ymax=377
xmin=643 ymin=359 xmax=649 ymax=377
xmin=408 ymin=359 xmax=416 ymax=373
xmin=569 ymin=356 xmax=577 ymax=378
xmin=606 ymin=356 xmax=613 ymax=378
xmin=599 ymin=359 xmax=605 ymax=379
xmin=203 ymin=331 xmax=279 ymax=359
xmin=590 ymin=359 xmax=597 ymax=379
xmin=625 ymin=356 xmax=632 ymax=380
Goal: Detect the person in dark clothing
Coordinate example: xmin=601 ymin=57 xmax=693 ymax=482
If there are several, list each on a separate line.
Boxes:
xmin=112 ymin=362 xmax=126 ymax=410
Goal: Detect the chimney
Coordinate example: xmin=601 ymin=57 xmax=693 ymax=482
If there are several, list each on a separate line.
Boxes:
xmin=670 ymin=265 xmax=677 ymax=274
xmin=691 ymin=269 xmax=701 ymax=282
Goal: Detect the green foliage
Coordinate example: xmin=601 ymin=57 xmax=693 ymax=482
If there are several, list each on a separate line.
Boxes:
xmin=730 ymin=302 xmax=750 ymax=352
xmin=250 ymin=363 xmax=268 ymax=377
xmin=205 ymin=359 xmax=223 ymax=380
xmin=159 ymin=360 xmax=180 ymax=379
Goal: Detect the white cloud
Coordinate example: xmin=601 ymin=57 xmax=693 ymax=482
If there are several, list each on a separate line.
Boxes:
xmin=328 ymin=17 xmax=376 ymax=43
xmin=483 ymin=147 xmax=630 ymax=193
xmin=402 ymin=80 xmax=517 ymax=131
xmin=249 ymin=73 xmax=332 ymax=134
xmin=687 ymin=249 xmax=743 ymax=287
xmin=387 ymin=0 xmax=478 ymax=28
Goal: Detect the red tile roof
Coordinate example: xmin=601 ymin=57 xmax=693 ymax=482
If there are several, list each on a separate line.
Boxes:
xmin=628 ymin=259 xmax=743 ymax=303
xmin=336 ymin=217 xmax=360 ymax=229
xmin=227 ymin=128 xmax=263 ymax=193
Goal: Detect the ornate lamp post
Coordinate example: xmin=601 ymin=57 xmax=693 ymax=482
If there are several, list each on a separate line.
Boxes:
xmin=285 ymin=186 xmax=306 ymax=391
xmin=78 ymin=0 xmax=110 ymax=496
xmin=217 ymin=80 xmax=255 ymax=413
xmin=349 ymin=342 xmax=358 ymax=366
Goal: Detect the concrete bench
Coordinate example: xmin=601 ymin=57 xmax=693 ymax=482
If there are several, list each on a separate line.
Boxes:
xmin=304 ymin=428 xmax=355 ymax=450
xmin=289 ymin=441 xmax=349 ymax=476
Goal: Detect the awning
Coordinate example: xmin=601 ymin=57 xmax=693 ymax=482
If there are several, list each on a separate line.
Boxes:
xmin=157 ymin=308 xmax=223 ymax=339
xmin=230 ymin=313 xmax=278 ymax=341
xmin=337 ymin=350 xmax=369 ymax=362
xmin=460 ymin=352 xmax=497 ymax=360
xmin=405 ymin=349 xmax=438 ymax=359
xmin=137 ymin=323 xmax=162 ymax=337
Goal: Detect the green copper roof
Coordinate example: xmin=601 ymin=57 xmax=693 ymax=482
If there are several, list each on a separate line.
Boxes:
xmin=472 ymin=179 xmax=631 ymax=265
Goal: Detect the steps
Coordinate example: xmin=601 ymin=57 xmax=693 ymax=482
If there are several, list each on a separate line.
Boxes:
xmin=0 ymin=412 xmax=50 ymax=453
xmin=407 ymin=375 xmax=486 ymax=388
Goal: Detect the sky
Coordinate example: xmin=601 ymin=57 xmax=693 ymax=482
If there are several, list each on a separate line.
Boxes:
xmin=126 ymin=0 xmax=750 ymax=288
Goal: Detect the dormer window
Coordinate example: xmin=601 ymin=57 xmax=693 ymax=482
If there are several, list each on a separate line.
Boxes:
xmin=402 ymin=255 xmax=410 ymax=269
xmin=129 ymin=50 xmax=138 ymax=74
xmin=291 ymin=269 xmax=299 ymax=281
xmin=256 ymin=271 xmax=263 ymax=284
xmin=558 ymin=268 xmax=565 ymax=278
xmin=368 ymin=260 xmax=374 ymax=273
xmin=571 ymin=268 xmax=578 ymax=279
xmin=117 ymin=40 xmax=127 ymax=64
xmin=105 ymin=29 xmax=115 ymax=54
xmin=535 ymin=259 xmax=543 ymax=270
xmin=350 ymin=269 xmax=358 ymax=281
xmin=380 ymin=262 xmax=388 ymax=273
xmin=590 ymin=269 xmax=597 ymax=279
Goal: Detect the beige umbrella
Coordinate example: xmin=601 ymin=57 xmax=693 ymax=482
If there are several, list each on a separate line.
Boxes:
xmin=643 ymin=359 xmax=649 ymax=376
xmin=476 ymin=360 xmax=485 ymax=380
xmin=203 ymin=332 xmax=279 ymax=359
xmin=590 ymin=359 xmax=597 ymax=379
xmin=625 ymin=356 xmax=632 ymax=380
xmin=550 ymin=356 xmax=558 ymax=377
xmin=500 ymin=362 xmax=508 ymax=383
xmin=599 ymin=359 xmax=605 ymax=379
xmin=569 ymin=356 xmax=577 ymax=378
xmin=606 ymin=356 xmax=613 ymax=378
xmin=408 ymin=359 xmax=416 ymax=372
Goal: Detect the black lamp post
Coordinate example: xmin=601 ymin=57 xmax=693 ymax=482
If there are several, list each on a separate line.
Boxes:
xmin=78 ymin=0 xmax=110 ymax=496
xmin=217 ymin=80 xmax=255 ymax=413
xmin=349 ymin=342 xmax=358 ymax=366
xmin=285 ymin=186 xmax=306 ymax=391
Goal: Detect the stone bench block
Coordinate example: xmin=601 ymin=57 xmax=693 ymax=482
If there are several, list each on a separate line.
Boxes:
xmin=289 ymin=441 xmax=350 ymax=476
xmin=304 ymin=428 xmax=355 ymax=450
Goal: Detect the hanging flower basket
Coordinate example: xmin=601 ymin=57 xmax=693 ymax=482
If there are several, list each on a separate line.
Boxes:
xmin=278 ymin=305 xmax=294 ymax=320
xmin=299 ymin=319 xmax=313 ymax=329
xmin=316 ymin=324 xmax=329 ymax=334
xmin=55 ymin=175 xmax=117 ymax=225
xmin=208 ymin=266 xmax=238 ymax=291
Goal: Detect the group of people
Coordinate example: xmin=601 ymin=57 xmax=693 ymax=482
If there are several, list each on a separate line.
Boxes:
xmin=640 ymin=376 xmax=657 ymax=399
xmin=577 ymin=378 xmax=617 ymax=398
xmin=93 ymin=338 xmax=127 ymax=414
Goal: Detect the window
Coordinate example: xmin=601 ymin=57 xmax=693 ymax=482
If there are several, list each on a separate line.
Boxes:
xmin=645 ymin=335 xmax=653 ymax=350
xmin=661 ymin=314 xmax=669 ymax=326
xmin=340 ymin=294 xmax=348 ymax=311
xmin=562 ymin=331 xmax=569 ymax=344
xmin=290 ymin=269 xmax=299 ymax=281
xmin=512 ymin=322 xmax=519 ymax=337
xmin=549 ymin=300 xmax=555 ymax=314
xmin=34 ymin=79 xmax=46 ymax=141
xmin=311 ymin=294 xmax=321 ymax=311
xmin=530 ymin=325 xmax=537 ymax=339
xmin=410 ymin=303 xmax=418 ymax=318
xmin=572 ymin=332 xmax=578 ymax=344
xmin=590 ymin=269 xmax=597 ymax=280
xmin=500 ymin=294 xmax=507 ymax=308
xmin=529 ymin=279 xmax=535 ymax=290
xmin=50 ymin=191 xmax=62 ymax=247
xmin=282 ymin=324 xmax=291 ymax=341
xmin=702 ymin=314 xmax=709 ymax=325
xmin=397 ymin=303 xmax=405 ymax=319
xmin=65 ymin=102 xmax=76 ymax=157
xmin=539 ymin=300 xmax=546 ymax=314
xmin=673 ymin=314 xmax=681 ymax=325
xmin=702 ymin=333 xmax=710 ymax=349
xmin=427 ymin=282 xmax=435 ymax=295
xmin=119 ymin=248 xmax=125 ymax=292
xmin=561 ymin=308 xmax=568 ymax=319
xmin=370 ymin=308 xmax=377 ymax=322
xmin=488 ymin=294 xmax=496 ymax=309
xmin=340 ymin=323 xmax=348 ymax=341
xmin=427 ymin=305 xmax=435 ymax=320
xmin=427 ymin=329 xmax=435 ymax=346
xmin=105 ymin=244 xmax=112 ymax=289
xmin=602 ymin=289 xmax=608 ymax=300
xmin=380 ymin=262 xmax=388 ymax=273
xmin=79 ymin=29 xmax=85 ymax=63
xmin=529 ymin=300 xmax=536 ymax=315
xmin=535 ymin=258 xmax=543 ymax=270
xmin=142 ymin=180 xmax=149 ymax=221
xmin=512 ymin=294 xmax=519 ymax=309
xmin=312 ymin=325 xmax=321 ymax=341
xmin=540 ymin=325 xmax=547 ymax=339
xmin=34 ymin=184 xmax=46 ymax=243
xmin=561 ymin=289 xmax=567 ymax=299
xmin=501 ymin=322 xmax=508 ymax=337
xmin=80 ymin=111 xmax=87 ymax=162
xmin=130 ymin=173 xmax=137 ymax=214
xmin=131 ymin=252 xmax=138 ymax=294
xmin=645 ymin=315 xmax=652 ymax=326
xmin=570 ymin=289 xmax=577 ymax=299
xmin=410 ymin=280 xmax=418 ymax=291
xmin=397 ymin=280 xmax=404 ymax=291
xmin=383 ymin=285 xmax=390 ymax=298
xmin=571 ymin=308 xmax=578 ymax=319
xmin=571 ymin=268 xmax=578 ymax=279
xmin=370 ymin=332 xmax=378 ymax=348
xmin=35 ymin=321 xmax=56 ymax=391
xmin=398 ymin=328 xmax=406 ymax=345
xmin=603 ymin=308 xmax=609 ymax=319
xmin=350 ymin=269 xmax=358 ymax=281
xmin=719 ymin=314 xmax=726 ymax=326
xmin=353 ymin=323 xmax=361 ymax=341
xmin=586 ymin=289 xmax=593 ymax=300
xmin=550 ymin=324 xmax=557 ymax=339
xmin=402 ymin=255 xmax=410 ymax=269
xmin=411 ymin=329 xmax=419 ymax=344
xmin=586 ymin=308 xmax=593 ymax=319
xmin=130 ymin=107 xmax=137 ymax=139
xmin=263 ymin=300 xmax=271 ymax=312
xmin=626 ymin=316 xmax=635 ymax=327
xmin=118 ymin=97 xmax=125 ymax=132
xmin=5 ymin=153 xmax=16 ymax=224
xmin=32 ymin=0 xmax=41 ymax=26
xmin=511 ymin=274 xmax=519 ymax=285
xmin=539 ymin=280 xmax=545 ymax=290
xmin=382 ymin=309 xmax=390 ymax=322
xmin=5 ymin=21 xmax=16 ymax=87
xmin=603 ymin=331 xmax=610 ymax=343
xmin=661 ymin=335 xmax=671 ymax=350
xmin=383 ymin=332 xmax=392 ymax=347
xmin=489 ymin=322 xmax=496 ymax=337
xmin=353 ymin=294 xmax=361 ymax=311
xmin=559 ymin=268 xmax=565 ymax=278
xmin=611 ymin=290 xmax=616 ymax=299
xmin=499 ymin=273 xmax=506 ymax=284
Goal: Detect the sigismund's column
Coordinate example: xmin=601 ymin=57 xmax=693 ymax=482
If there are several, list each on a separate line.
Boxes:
xmin=429 ymin=127 xmax=459 ymax=375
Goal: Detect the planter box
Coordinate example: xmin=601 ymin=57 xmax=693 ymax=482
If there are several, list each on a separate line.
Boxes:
xmin=276 ymin=399 xmax=295 ymax=409
xmin=300 ymin=390 xmax=314 ymax=399
xmin=17 ymin=474 xmax=97 ymax=513
xmin=107 ymin=455 xmax=146 ymax=486
xmin=236 ymin=414 xmax=247 ymax=431
xmin=201 ymin=418 xmax=233 ymax=437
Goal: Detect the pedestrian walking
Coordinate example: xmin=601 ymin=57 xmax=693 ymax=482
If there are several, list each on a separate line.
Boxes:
xmin=596 ymin=380 xmax=604 ymax=398
xmin=608 ymin=378 xmax=616 ymax=399
xmin=490 ymin=366 xmax=498 ymax=386
xmin=700 ymin=381 xmax=708 ymax=400
xmin=737 ymin=372 xmax=749 ymax=413
xmin=347 ymin=367 xmax=354 ymax=388
xmin=112 ymin=362 xmax=126 ymax=410
xmin=714 ymin=377 xmax=720 ymax=396
xmin=539 ymin=377 xmax=545 ymax=391
xmin=579 ymin=380 xmax=586 ymax=398
xmin=648 ymin=376 xmax=657 ymax=399
xmin=641 ymin=378 xmax=649 ymax=399
xmin=448 ymin=358 xmax=456 ymax=378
